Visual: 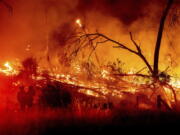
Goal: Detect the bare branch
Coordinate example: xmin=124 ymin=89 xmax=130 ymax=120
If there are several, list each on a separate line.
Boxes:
xmin=83 ymin=33 xmax=138 ymax=55
xmin=113 ymin=73 xmax=151 ymax=78
xmin=136 ymin=67 xmax=148 ymax=74
xmin=129 ymin=32 xmax=141 ymax=53
xmin=129 ymin=32 xmax=153 ymax=74
xmin=88 ymin=39 xmax=109 ymax=61
xmin=76 ymin=32 xmax=154 ymax=75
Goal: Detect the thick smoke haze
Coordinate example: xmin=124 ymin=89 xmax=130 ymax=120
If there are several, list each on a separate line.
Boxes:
xmin=77 ymin=0 xmax=165 ymax=25
xmin=0 ymin=0 xmax=179 ymax=73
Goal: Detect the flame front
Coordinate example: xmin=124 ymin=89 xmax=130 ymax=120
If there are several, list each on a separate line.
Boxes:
xmin=0 ymin=62 xmax=18 ymax=76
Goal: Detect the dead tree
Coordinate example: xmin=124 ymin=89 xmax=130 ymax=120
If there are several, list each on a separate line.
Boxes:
xmin=153 ymin=0 xmax=174 ymax=78
xmin=72 ymin=0 xmax=175 ymax=79
xmin=68 ymin=0 xmax=178 ymax=108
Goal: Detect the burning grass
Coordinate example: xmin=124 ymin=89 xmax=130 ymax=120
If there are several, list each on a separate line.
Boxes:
xmin=0 ymin=58 xmax=179 ymax=134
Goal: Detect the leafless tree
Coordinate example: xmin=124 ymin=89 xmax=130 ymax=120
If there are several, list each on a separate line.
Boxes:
xmin=71 ymin=0 xmax=176 ymax=80
xmin=153 ymin=0 xmax=174 ymax=78
xmin=68 ymin=0 xmax=178 ymax=108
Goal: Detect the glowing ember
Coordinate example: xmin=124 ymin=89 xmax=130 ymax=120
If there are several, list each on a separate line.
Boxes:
xmin=79 ymin=89 xmax=100 ymax=97
xmin=0 ymin=62 xmax=19 ymax=76
xmin=101 ymin=69 xmax=109 ymax=79
xmin=76 ymin=18 xmax=82 ymax=27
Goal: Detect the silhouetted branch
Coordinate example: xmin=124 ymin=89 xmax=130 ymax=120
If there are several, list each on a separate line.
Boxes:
xmin=129 ymin=32 xmax=153 ymax=74
xmin=113 ymin=73 xmax=151 ymax=78
xmin=76 ymin=32 xmax=153 ymax=75
xmin=136 ymin=67 xmax=148 ymax=74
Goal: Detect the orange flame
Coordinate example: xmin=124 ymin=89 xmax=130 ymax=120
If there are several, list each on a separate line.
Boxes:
xmin=0 ymin=62 xmax=18 ymax=76
xmin=76 ymin=19 xmax=82 ymax=27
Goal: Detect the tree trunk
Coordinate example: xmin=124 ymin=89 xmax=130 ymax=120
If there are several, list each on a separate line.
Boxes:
xmin=153 ymin=0 xmax=174 ymax=78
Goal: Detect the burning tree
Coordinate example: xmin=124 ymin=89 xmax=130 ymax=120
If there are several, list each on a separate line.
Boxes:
xmin=74 ymin=0 xmax=177 ymax=79
xmin=64 ymin=0 xmax=179 ymax=109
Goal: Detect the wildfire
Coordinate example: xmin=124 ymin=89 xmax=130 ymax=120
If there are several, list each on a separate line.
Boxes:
xmin=170 ymin=78 xmax=180 ymax=88
xmin=0 ymin=58 xmax=178 ymax=108
xmin=101 ymin=69 xmax=109 ymax=79
xmin=78 ymin=89 xmax=103 ymax=98
xmin=76 ymin=18 xmax=82 ymax=27
xmin=0 ymin=62 xmax=19 ymax=76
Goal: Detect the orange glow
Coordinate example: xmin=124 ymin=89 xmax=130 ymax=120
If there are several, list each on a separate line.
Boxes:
xmin=0 ymin=62 xmax=19 ymax=76
xmin=170 ymin=78 xmax=180 ymax=88
xmin=76 ymin=19 xmax=82 ymax=27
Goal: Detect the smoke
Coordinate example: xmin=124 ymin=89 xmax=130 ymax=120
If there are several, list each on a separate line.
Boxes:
xmin=0 ymin=0 xmax=79 ymax=64
xmin=76 ymin=0 xmax=164 ymax=25
xmin=0 ymin=0 xmax=179 ymax=74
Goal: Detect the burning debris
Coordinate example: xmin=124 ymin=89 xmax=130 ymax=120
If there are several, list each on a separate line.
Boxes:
xmin=0 ymin=55 xmax=178 ymax=112
xmin=0 ymin=61 xmax=19 ymax=76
